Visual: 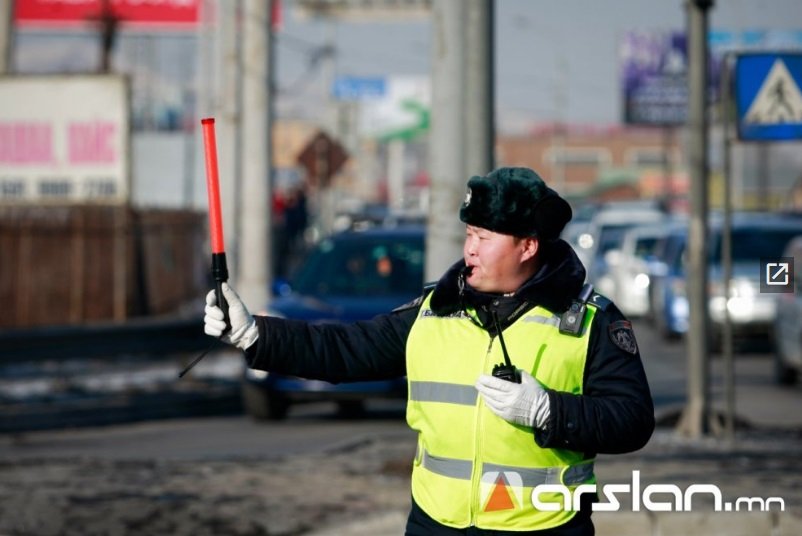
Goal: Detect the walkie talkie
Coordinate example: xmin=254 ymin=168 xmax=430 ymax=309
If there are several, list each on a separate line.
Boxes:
xmin=491 ymin=312 xmax=521 ymax=383
xmin=559 ymin=283 xmax=593 ymax=336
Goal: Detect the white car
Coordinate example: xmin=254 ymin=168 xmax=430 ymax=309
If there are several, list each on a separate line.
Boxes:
xmin=564 ymin=200 xmax=666 ymax=274
xmin=579 ymin=203 xmax=668 ymax=297
xmin=605 ymin=223 xmax=677 ymax=317
xmin=774 ymin=235 xmax=802 ymax=386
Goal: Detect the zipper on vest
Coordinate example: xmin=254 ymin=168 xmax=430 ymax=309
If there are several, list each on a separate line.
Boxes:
xmin=470 ymin=335 xmax=497 ymax=527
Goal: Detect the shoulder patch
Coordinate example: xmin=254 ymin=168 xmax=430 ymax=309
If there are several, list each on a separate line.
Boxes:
xmin=608 ymin=320 xmax=638 ymax=355
xmin=588 ymin=292 xmax=613 ymax=311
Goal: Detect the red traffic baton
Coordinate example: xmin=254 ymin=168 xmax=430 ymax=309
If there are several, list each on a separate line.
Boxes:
xmin=201 ymin=118 xmax=230 ymax=332
xmin=179 ymin=118 xmax=231 ymax=378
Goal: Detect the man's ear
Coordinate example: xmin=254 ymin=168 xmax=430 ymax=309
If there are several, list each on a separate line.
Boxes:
xmin=520 ymin=237 xmax=539 ymax=262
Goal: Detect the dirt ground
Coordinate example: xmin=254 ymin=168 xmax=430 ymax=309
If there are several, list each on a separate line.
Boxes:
xmin=0 ymin=428 xmax=800 ymax=536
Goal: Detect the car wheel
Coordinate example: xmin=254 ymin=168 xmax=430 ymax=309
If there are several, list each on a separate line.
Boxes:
xmin=337 ymin=400 xmax=365 ymax=418
xmin=241 ymin=382 xmax=290 ymax=420
xmin=773 ymin=345 xmax=798 ymax=386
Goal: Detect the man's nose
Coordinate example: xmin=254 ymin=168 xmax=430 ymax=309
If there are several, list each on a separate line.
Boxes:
xmin=465 ymin=238 xmax=477 ymax=256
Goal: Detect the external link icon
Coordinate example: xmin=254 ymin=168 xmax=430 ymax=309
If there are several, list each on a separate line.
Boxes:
xmin=766 ymin=262 xmax=790 ymax=286
xmin=760 ymin=257 xmax=794 ymax=294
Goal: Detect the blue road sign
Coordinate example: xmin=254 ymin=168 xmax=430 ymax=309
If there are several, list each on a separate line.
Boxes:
xmin=332 ymin=76 xmax=386 ymax=101
xmin=735 ymin=53 xmax=802 ymax=141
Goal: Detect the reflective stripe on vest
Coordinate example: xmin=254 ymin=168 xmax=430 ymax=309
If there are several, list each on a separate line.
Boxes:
xmin=421 ymin=448 xmax=595 ymax=487
xmin=409 ymin=381 xmax=478 ymax=406
xmin=405 ymin=293 xmax=598 ymax=531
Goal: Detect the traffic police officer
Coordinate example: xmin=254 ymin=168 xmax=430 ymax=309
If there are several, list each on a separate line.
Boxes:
xmin=205 ymin=167 xmax=655 ymax=535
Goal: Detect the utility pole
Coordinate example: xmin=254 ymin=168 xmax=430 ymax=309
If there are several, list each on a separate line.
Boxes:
xmin=465 ymin=0 xmax=494 ymax=177
xmin=215 ymin=0 xmax=242 ymax=278
xmin=0 ymin=0 xmax=12 ymax=74
xmin=96 ymin=0 xmax=119 ymax=74
xmin=677 ymin=0 xmax=715 ymax=439
xmin=427 ymin=0 xmax=494 ymax=280
xmin=662 ymin=127 xmax=674 ymax=210
xmin=238 ymin=0 xmax=272 ymax=308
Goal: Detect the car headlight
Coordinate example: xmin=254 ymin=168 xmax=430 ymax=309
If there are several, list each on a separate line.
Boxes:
xmin=634 ymin=273 xmax=650 ymax=290
xmin=710 ymin=278 xmax=756 ymax=299
xmin=731 ymin=278 xmax=756 ymax=298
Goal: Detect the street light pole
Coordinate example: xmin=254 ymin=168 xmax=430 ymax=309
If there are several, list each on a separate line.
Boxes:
xmin=677 ymin=0 xmax=716 ymax=439
xmin=465 ymin=0 xmax=495 ymax=177
xmin=0 ymin=0 xmax=13 ymax=74
xmin=426 ymin=0 xmax=468 ymax=280
xmin=427 ymin=0 xmax=494 ymax=280
xmin=238 ymin=0 xmax=273 ymax=309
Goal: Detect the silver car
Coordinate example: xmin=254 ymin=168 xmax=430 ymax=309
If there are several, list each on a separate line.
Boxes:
xmin=605 ymin=220 xmax=686 ymax=317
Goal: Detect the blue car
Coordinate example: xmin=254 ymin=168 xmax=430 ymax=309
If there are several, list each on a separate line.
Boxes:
xmin=242 ymin=225 xmax=425 ymax=419
xmin=648 ymin=225 xmax=689 ymax=339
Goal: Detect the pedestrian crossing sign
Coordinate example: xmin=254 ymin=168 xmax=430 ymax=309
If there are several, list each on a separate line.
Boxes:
xmin=736 ymin=53 xmax=802 ymax=141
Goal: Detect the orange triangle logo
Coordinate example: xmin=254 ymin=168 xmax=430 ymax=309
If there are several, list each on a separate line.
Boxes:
xmin=484 ymin=474 xmax=516 ymax=512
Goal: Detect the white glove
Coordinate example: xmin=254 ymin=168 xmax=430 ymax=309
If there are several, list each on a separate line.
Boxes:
xmin=475 ymin=370 xmax=550 ymax=429
xmin=204 ymin=282 xmax=259 ymax=350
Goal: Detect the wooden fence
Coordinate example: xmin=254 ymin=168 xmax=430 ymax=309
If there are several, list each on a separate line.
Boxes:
xmin=0 ymin=205 xmax=207 ymax=329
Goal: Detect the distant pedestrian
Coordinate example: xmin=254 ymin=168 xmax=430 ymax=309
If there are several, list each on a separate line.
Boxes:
xmin=282 ymin=185 xmax=309 ymax=272
xmin=205 ymin=167 xmax=655 ymax=535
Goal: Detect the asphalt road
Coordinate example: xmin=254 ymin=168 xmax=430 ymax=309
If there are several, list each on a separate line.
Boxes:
xmin=635 ymin=319 xmax=802 ymax=430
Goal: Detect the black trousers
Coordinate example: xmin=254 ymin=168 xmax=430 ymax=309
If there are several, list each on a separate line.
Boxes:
xmin=404 ymin=498 xmax=594 ymax=536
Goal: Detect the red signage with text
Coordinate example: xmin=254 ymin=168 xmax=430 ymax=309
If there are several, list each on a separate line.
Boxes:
xmin=15 ymin=0 xmax=201 ymax=29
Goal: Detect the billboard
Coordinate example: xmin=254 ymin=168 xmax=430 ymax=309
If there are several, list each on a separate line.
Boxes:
xmin=0 ymin=75 xmax=131 ymax=204
xmin=620 ymin=31 xmax=688 ymax=126
xmin=620 ymin=29 xmax=802 ymax=126
xmin=14 ymin=0 xmax=201 ymax=29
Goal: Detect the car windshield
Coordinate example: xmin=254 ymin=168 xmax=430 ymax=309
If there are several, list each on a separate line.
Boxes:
xmin=597 ymin=224 xmax=631 ymax=256
xmin=634 ymin=236 xmax=660 ymax=259
xmin=291 ymin=235 xmax=424 ymax=297
xmin=712 ymin=228 xmax=802 ymax=263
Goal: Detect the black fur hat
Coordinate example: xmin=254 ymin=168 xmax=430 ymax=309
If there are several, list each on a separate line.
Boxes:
xmin=459 ymin=167 xmax=572 ymax=241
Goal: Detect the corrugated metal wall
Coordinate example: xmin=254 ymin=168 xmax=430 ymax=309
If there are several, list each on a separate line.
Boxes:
xmin=0 ymin=205 xmax=207 ymax=328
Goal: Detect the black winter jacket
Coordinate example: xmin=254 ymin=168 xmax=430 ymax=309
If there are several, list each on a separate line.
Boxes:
xmin=246 ymin=239 xmax=655 ymax=455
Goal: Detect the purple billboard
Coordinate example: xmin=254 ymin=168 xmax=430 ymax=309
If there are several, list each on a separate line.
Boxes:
xmin=620 ymin=29 xmax=802 ymax=126
xmin=620 ymin=31 xmax=688 ymax=126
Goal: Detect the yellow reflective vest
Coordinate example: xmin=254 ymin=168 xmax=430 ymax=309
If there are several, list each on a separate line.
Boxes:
xmin=405 ymin=292 xmax=598 ymax=531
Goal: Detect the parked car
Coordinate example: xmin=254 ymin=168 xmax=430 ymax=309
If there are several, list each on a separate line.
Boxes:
xmin=242 ymin=225 xmax=425 ymax=420
xmin=773 ymin=235 xmax=802 ymax=385
xmin=649 ymin=212 xmax=802 ymax=343
xmin=647 ymin=224 xmax=689 ymax=339
xmin=581 ymin=204 xmax=667 ymax=296
xmin=707 ymin=213 xmax=802 ymax=343
xmin=605 ymin=222 xmax=679 ymax=317
xmin=565 ymin=200 xmax=666 ymax=273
